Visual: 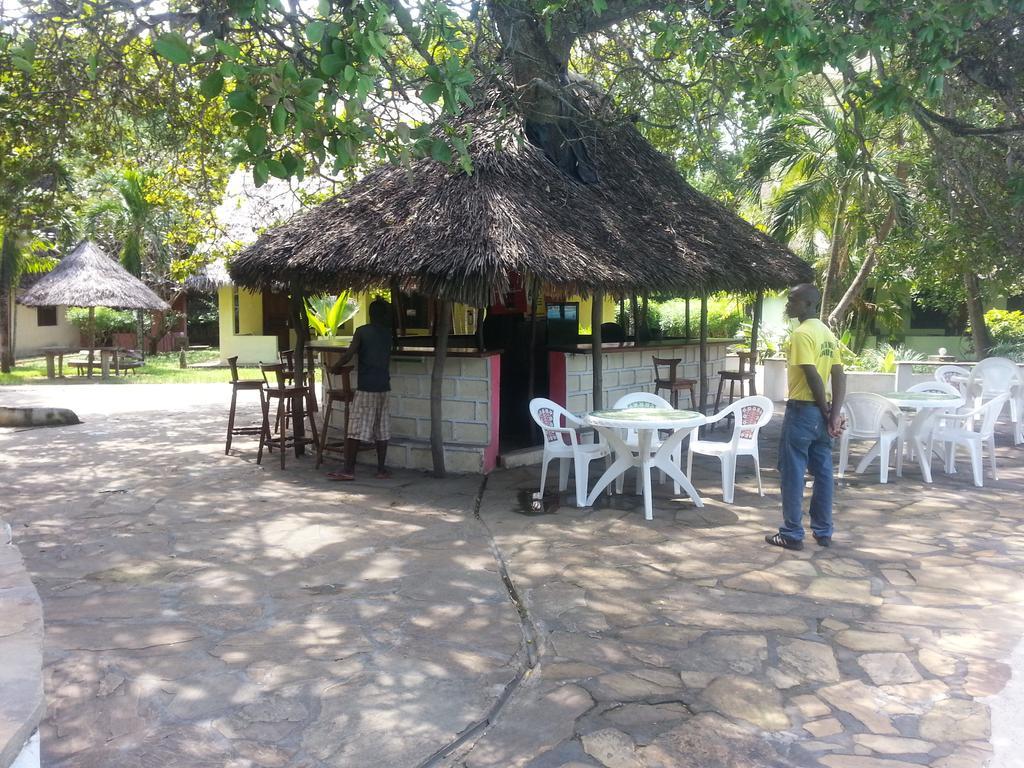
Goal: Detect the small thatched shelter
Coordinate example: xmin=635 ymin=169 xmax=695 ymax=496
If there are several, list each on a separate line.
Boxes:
xmin=184 ymin=259 xmax=233 ymax=294
xmin=19 ymin=240 xmax=169 ymax=375
xmin=230 ymin=81 xmax=811 ymax=475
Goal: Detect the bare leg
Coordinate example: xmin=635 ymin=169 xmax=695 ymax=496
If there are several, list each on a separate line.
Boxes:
xmin=327 ymin=438 xmax=359 ymax=481
xmin=375 ymin=440 xmax=390 ymax=478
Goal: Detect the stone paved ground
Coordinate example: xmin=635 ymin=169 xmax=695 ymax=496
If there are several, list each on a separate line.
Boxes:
xmin=2 ymin=384 xmax=1024 ymax=767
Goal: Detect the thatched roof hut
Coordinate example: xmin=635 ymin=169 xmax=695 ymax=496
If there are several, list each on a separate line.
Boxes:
xmin=18 ymin=240 xmax=169 ymax=311
xmin=184 ymin=259 xmax=232 ymax=294
xmin=230 ymin=85 xmax=811 ymax=305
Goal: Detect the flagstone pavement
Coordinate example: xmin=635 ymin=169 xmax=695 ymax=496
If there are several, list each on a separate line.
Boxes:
xmin=1 ymin=383 xmax=1023 ymax=768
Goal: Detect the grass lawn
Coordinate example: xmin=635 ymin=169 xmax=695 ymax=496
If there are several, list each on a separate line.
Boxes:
xmin=0 ymin=349 xmax=264 ymax=386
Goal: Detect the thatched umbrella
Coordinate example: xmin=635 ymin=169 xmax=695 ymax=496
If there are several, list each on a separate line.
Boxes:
xmin=18 ymin=240 xmax=169 ymax=377
xmin=231 ymin=82 xmax=812 ymax=474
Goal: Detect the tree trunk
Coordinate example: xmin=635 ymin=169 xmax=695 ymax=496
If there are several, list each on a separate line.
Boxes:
xmin=592 ymin=293 xmax=603 ymax=410
xmin=820 ymin=182 xmax=851 ymax=320
xmin=698 ymin=294 xmax=708 ymax=414
xmin=964 ymin=270 xmax=992 ymax=359
xmin=828 ymin=206 xmax=898 ymax=327
xmin=0 ymin=231 xmax=14 ymax=373
xmin=430 ymin=301 xmax=452 ymax=477
xmin=289 ymin=284 xmax=308 ymax=455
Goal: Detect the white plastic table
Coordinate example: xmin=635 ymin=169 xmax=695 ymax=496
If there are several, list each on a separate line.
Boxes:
xmin=584 ymin=407 xmax=706 ymax=520
xmin=875 ymin=391 xmax=964 ymax=483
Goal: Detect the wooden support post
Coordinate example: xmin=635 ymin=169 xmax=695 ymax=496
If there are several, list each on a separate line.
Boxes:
xmin=685 ymin=297 xmax=691 ymax=339
xmin=527 ymin=277 xmax=539 ymax=403
xmin=592 ymin=292 xmax=604 ymax=411
xmin=476 ymin=305 xmax=485 ymax=351
xmin=751 ymin=290 xmax=763 ymax=363
xmin=430 ymin=301 xmax=452 ymax=477
xmin=630 ymin=295 xmax=640 ymax=343
xmin=289 ymin=283 xmax=308 ymax=454
xmin=699 ymin=294 xmax=708 ymax=414
xmin=86 ymin=306 xmax=96 ymax=378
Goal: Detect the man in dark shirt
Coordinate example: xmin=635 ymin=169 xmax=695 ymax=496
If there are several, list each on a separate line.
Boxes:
xmin=327 ymin=298 xmax=392 ymax=481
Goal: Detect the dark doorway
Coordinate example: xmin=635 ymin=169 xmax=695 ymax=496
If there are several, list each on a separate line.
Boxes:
xmin=262 ymin=290 xmax=291 ymax=352
xmin=485 ymin=312 xmax=549 ymax=451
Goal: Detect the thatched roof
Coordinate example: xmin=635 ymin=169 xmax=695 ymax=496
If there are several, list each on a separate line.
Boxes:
xmin=184 ymin=259 xmax=232 ymax=293
xmin=231 ymin=85 xmax=812 ymax=306
xmin=18 ymin=240 xmax=170 ymax=311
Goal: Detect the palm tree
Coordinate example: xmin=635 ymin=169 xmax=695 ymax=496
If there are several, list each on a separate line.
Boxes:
xmin=745 ymin=88 xmax=910 ymax=326
xmin=83 ymin=168 xmax=171 ymax=352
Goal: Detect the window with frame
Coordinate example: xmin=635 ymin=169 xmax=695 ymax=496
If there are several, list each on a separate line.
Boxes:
xmin=37 ymin=306 xmax=57 ymax=327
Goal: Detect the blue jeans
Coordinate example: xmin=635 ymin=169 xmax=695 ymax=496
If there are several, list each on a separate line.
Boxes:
xmin=778 ymin=402 xmax=834 ymax=541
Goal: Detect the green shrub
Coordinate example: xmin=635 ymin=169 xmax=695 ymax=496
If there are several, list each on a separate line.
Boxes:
xmin=983 ymin=310 xmax=1024 ymax=346
xmin=65 ymin=307 xmax=135 ymax=345
xmin=846 ymin=343 xmax=924 ymax=373
xmin=651 ymin=298 xmax=744 ymax=338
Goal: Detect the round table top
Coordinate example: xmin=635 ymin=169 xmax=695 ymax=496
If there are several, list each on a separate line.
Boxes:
xmin=883 ymin=391 xmax=964 ymax=408
xmin=586 ymin=407 xmax=706 ymax=430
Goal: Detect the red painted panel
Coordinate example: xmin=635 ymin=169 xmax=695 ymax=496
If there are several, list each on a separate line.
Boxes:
xmin=548 ymin=351 xmax=567 ymax=407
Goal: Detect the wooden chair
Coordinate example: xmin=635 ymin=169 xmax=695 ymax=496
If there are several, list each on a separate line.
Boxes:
xmin=257 ymin=362 xmax=319 ymax=469
xmin=225 ymin=356 xmax=266 ymax=454
xmin=316 ymin=365 xmax=355 ymax=468
xmin=652 ymin=356 xmax=696 ymax=410
xmin=279 ymin=348 xmax=318 ymax=412
xmin=712 ymin=351 xmax=757 ymax=430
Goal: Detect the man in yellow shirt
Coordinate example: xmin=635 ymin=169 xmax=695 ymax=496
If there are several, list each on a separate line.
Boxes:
xmin=766 ymin=284 xmax=846 ymax=551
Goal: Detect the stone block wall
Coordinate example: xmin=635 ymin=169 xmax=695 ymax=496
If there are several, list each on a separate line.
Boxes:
xmin=321 ymin=354 xmax=499 ymax=474
xmin=555 ymin=342 xmax=729 ymax=414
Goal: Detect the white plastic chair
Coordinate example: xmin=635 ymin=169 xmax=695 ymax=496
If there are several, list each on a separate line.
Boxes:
xmin=897 ymin=381 xmax=966 ymax=478
xmin=929 ymin=392 xmax=1010 ymax=487
xmin=966 ymin=357 xmax=1023 ymax=445
xmin=838 ymin=393 xmax=904 ymax=484
xmin=687 ymin=395 xmax=773 ymax=503
xmin=529 ymin=398 xmax=610 ymax=507
xmin=611 ymin=392 xmax=679 ymax=493
xmin=934 ymin=364 xmax=971 ymax=396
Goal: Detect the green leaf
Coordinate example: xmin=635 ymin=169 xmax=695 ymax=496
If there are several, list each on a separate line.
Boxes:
xmin=200 ymin=72 xmax=224 ymax=98
xmin=421 ymin=83 xmax=443 ymax=104
xmin=154 ymin=32 xmax=192 ymax=65
xmin=266 ymin=159 xmax=289 ymax=179
xmin=318 ymin=0 xmax=331 ymax=13
xmin=592 ymin=0 xmax=607 ymax=13
xmin=299 ymin=77 xmax=325 ymax=96
xmin=306 ymin=21 xmax=326 ymax=43
xmin=215 ymin=39 xmax=241 ymax=59
xmin=246 ymin=125 xmax=268 ymax=154
xmin=227 ymin=90 xmax=259 ymax=113
xmin=343 ymin=64 xmax=356 ymax=83
xmin=253 ymin=161 xmax=269 ymax=187
xmin=321 ymin=53 xmax=344 ymax=76
xmin=430 ymin=139 xmax=451 ymax=163
xmin=11 ymin=56 xmax=32 ymax=74
xmin=271 ymin=103 xmax=288 ymax=135
xmin=230 ymin=112 xmax=252 ymax=127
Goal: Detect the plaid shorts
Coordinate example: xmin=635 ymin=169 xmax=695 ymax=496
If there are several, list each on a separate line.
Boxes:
xmin=347 ymin=390 xmax=391 ymax=442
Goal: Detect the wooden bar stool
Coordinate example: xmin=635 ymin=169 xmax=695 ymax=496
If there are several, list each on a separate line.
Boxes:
xmin=279 ymin=348 xmax=318 ymax=412
xmin=712 ymin=351 xmax=757 ymax=429
xmin=225 ymin=356 xmax=266 ymax=454
xmin=316 ymin=365 xmax=355 ymax=468
xmin=257 ymin=362 xmax=320 ymax=469
xmin=653 ymin=356 xmax=697 ymax=409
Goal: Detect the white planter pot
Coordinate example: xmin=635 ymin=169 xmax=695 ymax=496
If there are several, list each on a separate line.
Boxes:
xmin=844 ymin=371 xmax=896 ymax=394
xmin=762 ymin=357 xmax=788 ymax=402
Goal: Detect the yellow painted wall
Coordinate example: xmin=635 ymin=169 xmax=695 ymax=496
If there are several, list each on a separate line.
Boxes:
xmin=217 ymin=286 xmax=278 ymax=364
xmin=14 ymin=304 xmax=80 ymax=358
xmin=577 ymin=295 xmax=618 ymax=335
